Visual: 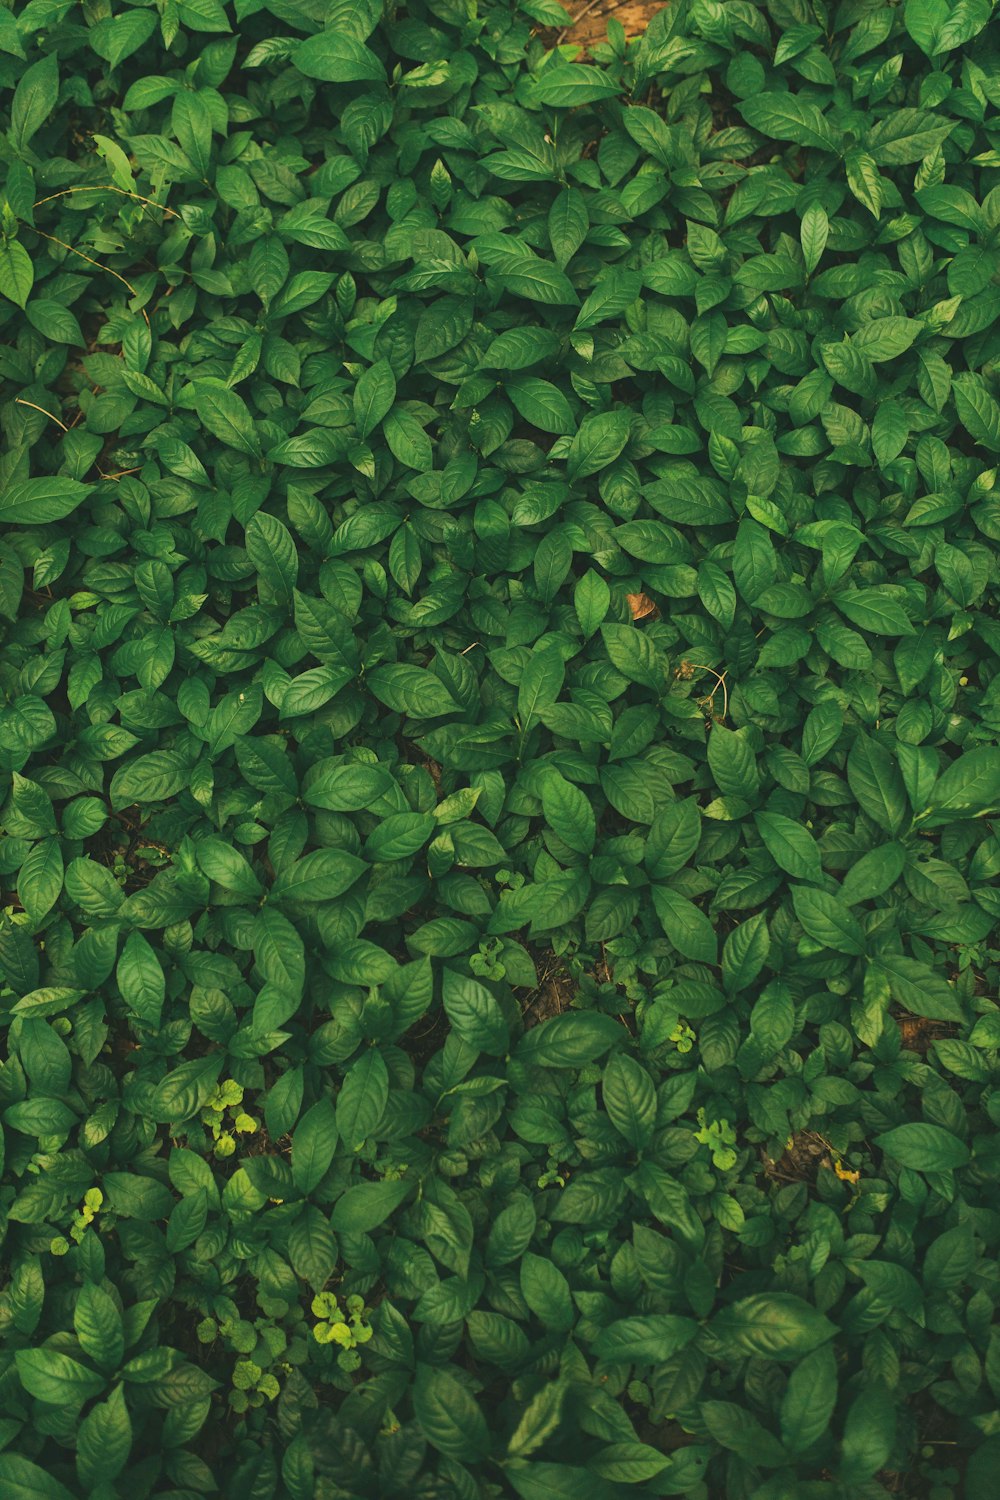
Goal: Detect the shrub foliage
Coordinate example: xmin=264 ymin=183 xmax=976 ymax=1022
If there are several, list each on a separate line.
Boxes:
xmin=2 ymin=0 xmax=1000 ymax=1496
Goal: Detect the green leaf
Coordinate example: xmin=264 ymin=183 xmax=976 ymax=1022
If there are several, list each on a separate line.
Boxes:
xmin=754 ymin=811 xmax=823 ymax=882
xmin=780 ymin=1345 xmax=837 ymax=1454
xmin=925 ymin=745 xmax=1000 ymax=821
xmin=847 ymin=734 xmax=908 ymax=834
xmin=839 ymin=1385 xmax=895 ymax=1483
xmin=270 ymin=847 xmax=367 ymax=903
xmin=0 ymin=1455 xmax=75 ymax=1500
xmin=9 ymin=53 xmax=58 ymax=154
xmin=507 ymin=1379 xmax=567 ymax=1458
xmin=874 ymin=1121 xmax=969 ymax=1170
xmin=0 ymin=476 xmax=90 ymax=524
xmin=602 ymin=1053 xmax=657 ymax=1149
xmin=534 ymin=63 xmax=620 ymax=107
xmin=110 ymin=751 xmax=193 ymax=808
xmin=652 ymin=886 xmax=718 ymax=963
xmin=294 ymin=31 xmax=385 ymax=82
xmin=516 ymin=1012 xmax=623 ymax=1068
xmin=508 ymin=375 xmax=575 ymax=435
xmin=74 ymin=1283 xmax=124 ymax=1371
xmin=292 ymin=1098 xmax=338 ymax=1193
xmin=412 ymin=1364 xmax=490 ymax=1462
xmin=792 ymin=886 xmax=865 ymax=954
xmin=329 ymin=1177 xmax=411 ymax=1232
xmin=710 ymin=1294 xmax=837 ymax=1361
xmin=574 ymin=570 xmax=611 ymax=637
xmin=16 ymin=1348 xmax=105 ymax=1406
xmin=0 ymin=238 xmax=33 ymax=309
xmin=598 ymin=1315 xmax=699 ymax=1363
xmin=336 ymin=1048 xmax=389 ymax=1150
xmin=540 ymin=771 xmax=596 ymax=855
xmin=353 ymin=358 xmax=396 ymax=439
xmin=566 ymin=410 xmax=631 ymax=481
xmin=740 ymin=92 xmax=839 ymax=150
xmin=188 ymin=381 xmax=262 ymax=457
xmin=873 ymin=954 xmax=966 ymax=1023
xmin=245 ymin=511 xmax=298 ymax=609
xmin=442 ymin=968 xmax=508 ymax=1055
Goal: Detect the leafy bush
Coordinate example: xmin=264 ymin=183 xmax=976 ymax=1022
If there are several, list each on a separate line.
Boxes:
xmin=1 ymin=0 xmax=1000 ymax=1496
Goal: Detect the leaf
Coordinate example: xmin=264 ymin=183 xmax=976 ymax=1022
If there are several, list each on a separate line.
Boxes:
xmin=0 ymin=1455 xmax=75 ymax=1500
xmin=740 ymin=92 xmax=839 ymax=150
xmin=74 ymin=1283 xmax=124 ymax=1371
xmin=10 ymin=53 xmax=58 ymax=154
xmin=254 ymin=907 xmax=305 ymax=998
xmin=840 ymin=1386 xmax=895 ymax=1483
xmin=574 ymin=570 xmax=610 ymax=637
xmin=873 ymin=954 xmax=966 ymax=1022
xmin=792 ymin=886 xmax=865 ymax=955
xmin=754 ymin=811 xmax=823 ymax=882
xmin=517 ymin=648 xmax=565 ymax=729
xmin=442 ymin=968 xmax=508 ymax=1055
xmin=508 ymin=375 xmax=575 ymax=434
xmin=566 ymin=410 xmax=631 ymax=481
xmin=189 ymin=381 xmax=262 ymax=457
xmin=780 ymin=1345 xmax=837 ymax=1454
xmin=598 ymin=1315 xmax=699 ymax=1363
xmin=602 ymin=1053 xmax=657 ymax=1149
xmin=0 ymin=238 xmax=34 ymax=308
xmin=951 ymin=375 xmax=1000 ymax=453
xmin=875 ymin=1122 xmax=969 ymax=1170
xmin=0 ymin=477 xmax=91 ymax=525
xmin=865 ymin=108 xmax=954 ymax=164
xmin=329 ymin=1177 xmax=411 ymax=1232
xmin=507 ymin=1379 xmax=567 ymax=1458
xmin=845 ymin=148 xmax=883 ymax=218
xmin=926 ymin=746 xmax=1000 ymax=821
xmin=535 ymin=63 xmax=620 ymax=107
xmin=800 ymin=204 xmax=828 ymax=275
xmin=294 ymin=30 xmax=384 ymax=81
xmin=336 ymin=1049 xmax=389 ymax=1150
xmin=516 ymin=1012 xmax=623 ymax=1068
xmin=905 ymin=0 xmax=949 ymax=53
xmin=16 ymin=1348 xmax=105 ymax=1406
xmin=245 ymin=511 xmax=298 ymax=609
xmin=652 ymin=886 xmax=718 ymax=963
xmin=77 ymin=1385 xmax=132 ymax=1487
xmin=847 ymin=734 xmax=908 ymax=834
xmin=491 ymin=254 xmax=579 ymax=307
xmin=353 ymin=358 xmax=396 ymax=439
xmin=270 ymin=848 xmax=367 ymax=903
xmin=110 ymin=751 xmax=193 ymax=808
xmin=412 ymin=1364 xmax=490 ymax=1462
xmin=710 ymin=1294 xmax=837 ymax=1360
xmin=292 ymin=1098 xmax=338 ymax=1193
xmin=540 ymin=771 xmax=596 ymax=854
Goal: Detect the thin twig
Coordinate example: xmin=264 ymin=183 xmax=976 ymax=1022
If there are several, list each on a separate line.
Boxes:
xmin=685 ymin=662 xmax=729 ymax=720
xmin=33 ymin=184 xmax=180 ymax=218
xmin=556 ymin=0 xmax=607 ymax=45
xmin=32 ymin=228 xmax=150 ymax=328
xmin=14 ymin=398 xmax=69 ymax=432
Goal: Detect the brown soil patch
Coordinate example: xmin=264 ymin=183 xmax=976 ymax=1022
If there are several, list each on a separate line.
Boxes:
xmin=521 ymin=951 xmax=575 ymax=1028
xmin=541 ymin=0 xmax=667 ymax=57
xmin=894 ymin=1011 xmax=957 ymax=1054
xmin=763 ymin=1131 xmax=836 ymax=1186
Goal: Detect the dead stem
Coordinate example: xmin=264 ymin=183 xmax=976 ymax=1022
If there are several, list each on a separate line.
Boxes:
xmin=14 ymin=398 xmax=69 ymax=432
xmin=34 ymin=184 xmax=180 ymax=218
xmin=32 ymin=228 xmax=150 ymax=328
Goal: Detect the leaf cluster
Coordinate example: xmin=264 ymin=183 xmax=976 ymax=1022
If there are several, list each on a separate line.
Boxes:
xmin=1 ymin=0 xmax=1000 ymax=1497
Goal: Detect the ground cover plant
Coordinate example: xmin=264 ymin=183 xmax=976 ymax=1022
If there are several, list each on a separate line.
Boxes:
xmin=1 ymin=0 xmax=1000 ymax=1495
